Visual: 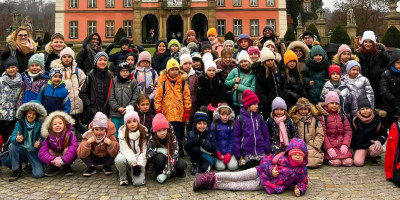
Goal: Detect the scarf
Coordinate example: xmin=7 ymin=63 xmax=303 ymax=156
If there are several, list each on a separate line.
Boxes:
xmin=166 ymin=74 xmax=178 ymax=82
xmin=24 ymin=117 xmax=35 ymax=129
xmin=391 ymin=66 xmax=400 ymax=74
xmin=299 ymin=114 xmax=312 ymax=124
xmin=356 ymin=111 xmax=374 ymax=124
xmin=210 ymin=38 xmax=218 ymax=45
xmin=28 ymin=70 xmax=44 ymax=82
xmin=274 ymin=115 xmax=289 ymax=146
xmin=2 ymin=72 xmax=23 ymax=88
xmin=16 ymin=39 xmax=35 ymax=55
xmin=289 ymin=156 xmax=305 ymax=167
xmin=86 ymin=43 xmax=101 ymax=67
xmin=95 ymin=133 xmax=107 ymax=143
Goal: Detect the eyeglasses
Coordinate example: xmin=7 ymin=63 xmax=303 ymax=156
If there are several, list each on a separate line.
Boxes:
xmin=17 ymin=34 xmax=28 ymax=38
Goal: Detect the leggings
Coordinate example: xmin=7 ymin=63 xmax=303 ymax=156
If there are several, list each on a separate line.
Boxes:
xmin=353 ymin=145 xmax=383 ymax=166
xmin=215 ymin=168 xmax=263 ymax=191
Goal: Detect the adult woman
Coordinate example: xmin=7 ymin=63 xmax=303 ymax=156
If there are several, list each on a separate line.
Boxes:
xmin=44 ymin=33 xmax=66 ymax=71
xmin=76 ymin=33 xmax=102 ymax=73
xmin=287 ymin=41 xmax=310 ymax=72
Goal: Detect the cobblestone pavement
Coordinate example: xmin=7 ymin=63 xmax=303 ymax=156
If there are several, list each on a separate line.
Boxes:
xmin=0 ymin=155 xmax=398 ymax=200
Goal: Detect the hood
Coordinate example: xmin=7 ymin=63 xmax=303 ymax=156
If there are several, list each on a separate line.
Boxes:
xmin=159 ymin=69 xmax=188 ymax=81
xmin=285 ymin=138 xmax=308 ymax=162
xmin=16 ymin=100 xmax=47 ymax=122
xmin=376 ymin=42 xmax=387 ymax=51
xmin=332 ymin=54 xmax=359 ymax=65
xmin=213 ymin=105 xmax=235 ymax=121
xmin=155 ymin=40 xmax=168 ymax=53
xmin=388 ymin=49 xmax=400 ymax=67
xmin=50 ymin=58 xmax=77 ymax=70
xmin=82 ymin=33 xmax=102 ymax=50
xmin=287 ymin=41 xmax=310 ymax=59
xmin=288 ymin=104 xmax=319 ymax=123
xmin=45 ymin=42 xmax=54 ymax=54
xmin=41 ymin=111 xmax=75 ymax=138
xmin=82 ymin=120 xmax=117 ymax=139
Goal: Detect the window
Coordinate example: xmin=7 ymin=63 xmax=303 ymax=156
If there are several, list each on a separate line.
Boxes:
xmin=217 ymin=0 xmax=224 ymax=6
xmin=304 ymin=2 xmax=311 ymax=12
xmin=266 ymin=0 xmax=274 ymax=6
xmin=124 ymin=20 xmax=133 ymax=37
xmin=267 ymin=19 xmax=276 ymax=31
xmin=250 ymin=20 xmax=259 ymax=36
xmin=250 ymin=0 xmax=258 ymax=6
xmin=69 ymin=0 xmax=78 ymax=8
xmin=106 ymin=0 xmax=114 ymax=7
xmin=87 ymin=21 xmax=97 ymax=36
xmin=105 ymin=21 xmax=115 ymax=38
xmin=124 ymin=0 xmax=132 ymax=7
xmin=233 ymin=0 xmax=241 ymax=6
xmin=233 ymin=20 xmax=242 ymax=36
xmin=217 ymin=20 xmax=226 ymax=36
xmin=88 ymin=0 xmax=96 ymax=8
xmin=69 ymin=21 xmax=78 ymax=39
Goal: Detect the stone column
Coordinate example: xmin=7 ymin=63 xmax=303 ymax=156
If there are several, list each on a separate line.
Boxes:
xmin=132 ymin=1 xmax=142 ymax=45
xmin=385 ymin=2 xmax=400 ymax=30
xmin=346 ymin=24 xmax=358 ymax=44
xmin=296 ymin=26 xmax=304 ymax=39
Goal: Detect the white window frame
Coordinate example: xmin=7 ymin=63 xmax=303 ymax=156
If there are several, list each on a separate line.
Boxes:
xmin=88 ymin=21 xmax=97 ymax=36
xmin=69 ymin=21 xmax=78 ymax=39
xmin=267 ymin=19 xmax=276 ymax=32
xmin=250 ymin=0 xmax=258 ymax=7
xmin=105 ymin=20 xmax=115 ymax=38
xmin=88 ymin=0 xmax=96 ymax=8
xmin=233 ymin=0 xmax=241 ymax=6
xmin=233 ymin=20 xmax=242 ymax=36
xmin=124 ymin=0 xmax=132 ymax=7
xmin=106 ymin=0 xmax=115 ymax=7
xmin=304 ymin=2 xmax=311 ymax=12
xmin=217 ymin=0 xmax=225 ymax=6
xmin=69 ymin=0 xmax=78 ymax=8
xmin=266 ymin=0 xmax=274 ymax=6
xmin=250 ymin=20 xmax=259 ymax=37
xmin=124 ymin=20 xmax=133 ymax=38
xmin=217 ymin=20 xmax=226 ymax=36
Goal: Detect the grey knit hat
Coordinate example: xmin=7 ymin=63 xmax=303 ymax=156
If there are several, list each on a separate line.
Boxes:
xmin=93 ymin=52 xmax=109 ymax=66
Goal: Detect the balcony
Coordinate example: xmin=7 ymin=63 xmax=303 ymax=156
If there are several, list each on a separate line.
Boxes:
xmin=160 ymin=0 xmax=190 ymax=9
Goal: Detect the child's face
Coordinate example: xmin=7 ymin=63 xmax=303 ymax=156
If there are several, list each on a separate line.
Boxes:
xmin=158 ymin=43 xmax=166 ymax=54
xmin=239 ymin=40 xmax=249 ymax=49
xmin=248 ymin=104 xmax=258 ymax=112
xmin=26 ymin=110 xmax=37 ymax=123
xmin=126 ymin=56 xmax=135 ymax=67
xmin=274 ymin=108 xmax=285 ymax=117
xmin=394 ymin=59 xmax=400 ymax=70
xmin=208 ymin=35 xmax=216 ymax=42
xmin=93 ymin=127 xmax=106 ymax=139
xmin=291 ymin=153 xmax=304 ymax=163
xmin=97 ymin=56 xmax=108 ymax=71
xmin=6 ymin=66 xmax=18 ymax=77
xmin=29 ymin=63 xmax=42 ymax=74
xmin=121 ymin=44 xmax=129 ymax=51
xmin=313 ymin=54 xmax=323 ymax=63
xmin=138 ymin=100 xmax=150 ymax=113
xmin=52 ymin=117 xmax=65 ymax=135
xmin=360 ymin=107 xmax=372 ymax=117
xmin=223 ymin=55 xmax=233 ymax=65
xmin=51 ymin=38 xmax=65 ymax=51
xmin=340 ymin=51 xmax=351 ymax=63
xmin=156 ymin=128 xmax=168 ymax=139
xmin=220 ymin=113 xmax=230 ymax=123
xmin=51 ymin=74 xmax=62 ymax=86
xmin=127 ymin=118 xmax=138 ymax=132
xmin=170 ymin=44 xmax=179 ymax=53
xmin=168 ymin=68 xmax=179 ymax=78
xmin=139 ymin=60 xmax=150 ymax=68
xmin=267 ymin=45 xmax=275 ymax=53
xmin=287 ymin=60 xmax=297 ymax=69
xmin=250 ymin=53 xmax=259 ymax=63
xmin=182 ymin=62 xmax=192 ymax=72
xmin=61 ymin=55 xmax=73 ymax=66
xmin=265 ymin=59 xmax=275 ymax=68
xmin=206 ymin=67 xmax=216 ymax=79
xmin=240 ymin=60 xmax=250 ymax=70
xmin=330 ymin=72 xmax=340 ymax=82
xmin=188 ymin=34 xmax=195 ymax=40
xmin=327 ymin=102 xmax=339 ymax=112
xmin=203 ymin=48 xmax=212 ymax=54
xmin=119 ymin=68 xmax=130 ymax=78
xmin=224 ymin=43 xmax=234 ymax=50
xmin=298 ymin=108 xmax=310 ymax=116
xmin=349 ymin=66 xmax=360 ymax=79
xmin=192 ymin=61 xmax=201 ymax=69
xmin=294 ymin=48 xmax=304 ymax=59
xmin=196 ymin=121 xmax=208 ymax=132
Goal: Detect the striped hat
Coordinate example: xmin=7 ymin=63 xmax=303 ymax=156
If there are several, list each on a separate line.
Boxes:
xmin=242 ymin=89 xmax=259 ymax=109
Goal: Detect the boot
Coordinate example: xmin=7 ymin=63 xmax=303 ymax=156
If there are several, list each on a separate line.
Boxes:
xmin=193 ymin=172 xmax=216 ymax=191
xmin=9 ymin=169 xmax=22 ymax=182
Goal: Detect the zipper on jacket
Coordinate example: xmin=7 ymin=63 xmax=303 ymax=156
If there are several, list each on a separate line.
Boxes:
xmin=121 ymin=84 xmax=124 ymax=107
xmin=251 ymin=112 xmax=257 ymax=155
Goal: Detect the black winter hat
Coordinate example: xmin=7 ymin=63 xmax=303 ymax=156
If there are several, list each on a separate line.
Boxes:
xmin=302 ymin=31 xmax=315 ymax=40
xmin=120 ymin=37 xmax=131 ymax=47
xmin=201 ymin=41 xmax=212 ymax=53
xmin=194 ymin=111 xmax=210 ymax=126
xmin=357 ymin=94 xmax=372 ymax=109
xmin=4 ymin=57 xmax=19 ymax=71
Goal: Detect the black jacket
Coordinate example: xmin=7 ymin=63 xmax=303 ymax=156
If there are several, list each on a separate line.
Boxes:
xmin=196 ymin=74 xmax=226 ymax=109
xmin=353 ymin=114 xmax=386 ymax=150
xmin=281 ymin=68 xmax=307 ymax=109
xmin=151 ymin=40 xmax=170 ymax=73
xmin=380 ymin=49 xmax=400 ymax=119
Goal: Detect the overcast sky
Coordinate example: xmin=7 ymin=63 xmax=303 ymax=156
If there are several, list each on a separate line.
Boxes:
xmin=323 ymin=0 xmax=400 ymax=12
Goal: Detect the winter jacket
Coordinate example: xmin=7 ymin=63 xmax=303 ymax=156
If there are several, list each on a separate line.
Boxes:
xmin=332 ymin=54 xmax=360 ymax=76
xmin=44 ymin=42 xmax=63 ymax=72
xmin=224 ymin=67 xmax=256 ymax=107
xmin=10 ymin=120 xmax=43 ymax=152
xmin=0 ymin=72 xmax=23 ymax=121
xmin=352 ymin=113 xmax=386 ymax=150
xmin=117 ymin=125 xmax=147 ymax=167
xmin=342 ymin=73 xmax=374 ymax=113
xmin=37 ymin=80 xmax=71 ymax=114
xmin=38 ymin=111 xmax=78 ymax=165
xmin=109 ymin=75 xmax=139 ymax=118
xmin=77 ymin=120 xmax=119 ymax=158
xmin=211 ymin=120 xmax=234 ymax=155
xmin=50 ymin=59 xmax=86 ymax=115
xmin=76 ymin=33 xmax=102 ymax=73
xmin=79 ymin=67 xmax=113 ymax=122
xmin=301 ymin=56 xmax=330 ymax=104
xmin=287 ymin=41 xmax=310 ymax=72
xmin=196 ymin=73 xmax=226 ymax=109
xmin=132 ymin=66 xmax=158 ymax=99
xmin=185 ymin=127 xmax=217 ymax=157
xmin=1 ymin=34 xmax=35 ymax=73
xmin=184 ymin=68 xmax=198 ymax=117
xmin=316 ymin=103 xmax=352 ymax=160
xmin=137 ymin=108 xmax=154 ymax=132
xmin=266 ymin=117 xmax=299 ymax=155
xmin=281 ymin=68 xmax=307 ymax=109
xmin=233 ymin=108 xmax=270 ymax=158
xmin=216 ymin=59 xmax=236 ymax=82
xmin=151 ymin=40 xmax=170 ymax=73
xmin=154 ymin=70 xmax=191 ymax=122
xmin=380 ymin=49 xmax=400 ymax=119
xmin=19 ymin=71 xmax=49 ymax=106
xmin=256 ymin=138 xmax=308 ymax=195
xmin=321 ymin=80 xmax=355 ymax=117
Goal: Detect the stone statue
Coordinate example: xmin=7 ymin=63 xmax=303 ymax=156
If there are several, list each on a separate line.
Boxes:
xmin=316 ymin=8 xmax=325 ymax=20
xmin=297 ymin=14 xmax=302 ymax=27
xmin=347 ymin=7 xmax=355 ymax=25
xmin=21 ymin=16 xmax=33 ymax=31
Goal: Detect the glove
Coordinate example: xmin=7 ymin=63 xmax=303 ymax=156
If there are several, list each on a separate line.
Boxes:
xmin=131 ymin=165 xmax=142 ymax=176
xmin=216 ymin=151 xmax=224 ymax=160
xmin=372 ymin=140 xmax=382 ymax=151
xmin=104 ymin=43 xmax=115 ymax=54
xmin=340 ymin=145 xmax=348 ymax=155
xmin=157 ymin=148 xmax=168 ymax=156
xmin=183 ymin=110 xmax=190 ymax=123
xmin=51 ymin=157 xmax=63 ymax=167
xmin=327 ymin=148 xmax=337 ymax=158
xmin=223 ymin=153 xmax=232 ymax=165
xmin=207 ymin=103 xmax=217 ymax=112
xmin=157 ymin=173 xmax=168 ymax=183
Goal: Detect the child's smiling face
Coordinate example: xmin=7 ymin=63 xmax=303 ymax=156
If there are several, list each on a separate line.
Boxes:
xmin=298 ymin=108 xmax=309 ymax=116
xmin=291 ymin=152 xmax=304 ymax=163
xmin=327 ymin=102 xmax=339 ymax=112
xmin=196 ymin=121 xmax=208 ymax=132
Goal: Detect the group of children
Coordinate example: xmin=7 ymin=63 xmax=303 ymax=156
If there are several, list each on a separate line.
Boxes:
xmin=0 ymin=28 xmax=399 ymax=197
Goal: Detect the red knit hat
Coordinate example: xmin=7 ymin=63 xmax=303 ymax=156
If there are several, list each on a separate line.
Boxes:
xmin=329 ymin=64 xmax=341 ymax=77
xmin=288 ymin=148 xmax=305 ymax=158
xmin=152 ymin=113 xmax=170 ymax=132
xmin=242 ymin=89 xmax=259 ymax=109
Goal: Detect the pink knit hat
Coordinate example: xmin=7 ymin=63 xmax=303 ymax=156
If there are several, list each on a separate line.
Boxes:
xmin=242 ymin=89 xmax=259 ymax=109
xmin=92 ymin=112 xmax=108 ymax=129
xmin=124 ymin=105 xmax=140 ymax=124
xmin=337 ymin=44 xmax=351 ymax=57
xmin=60 ymin=47 xmax=75 ymax=59
xmin=325 ymin=91 xmax=340 ymax=105
xmin=138 ymin=51 xmax=152 ymax=64
xmin=152 ymin=113 xmax=170 ymax=132
xmin=248 ymin=46 xmax=260 ymax=57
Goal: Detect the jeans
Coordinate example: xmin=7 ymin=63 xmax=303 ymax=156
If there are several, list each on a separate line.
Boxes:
xmin=5 ymin=143 xmax=44 ymax=178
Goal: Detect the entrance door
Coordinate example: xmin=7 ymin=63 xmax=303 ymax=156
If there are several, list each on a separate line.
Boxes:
xmin=167 ymin=15 xmax=183 ymax=43
xmin=191 ymin=13 xmax=208 ymax=42
xmin=142 ymin=14 xmax=158 ymax=44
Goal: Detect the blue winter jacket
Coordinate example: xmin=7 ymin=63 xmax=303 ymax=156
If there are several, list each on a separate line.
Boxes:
xmin=11 ymin=120 xmax=44 ymax=152
xmin=37 ymin=80 xmax=71 ymax=114
xmin=210 ymin=120 xmax=234 ymax=155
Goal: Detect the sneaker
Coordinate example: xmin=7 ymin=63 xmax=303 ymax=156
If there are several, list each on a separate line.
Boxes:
xmin=191 ymin=164 xmax=199 ymax=175
xmin=193 ymin=172 xmax=216 ymax=192
xmin=63 ymin=165 xmax=74 ymax=176
xmin=9 ymin=169 xmax=22 ymax=182
xmin=83 ymin=167 xmax=97 ymax=177
xmin=45 ymin=166 xmax=60 ymax=177
xmin=103 ymin=165 xmax=113 ymax=175
xmin=120 ymin=179 xmax=129 ymax=186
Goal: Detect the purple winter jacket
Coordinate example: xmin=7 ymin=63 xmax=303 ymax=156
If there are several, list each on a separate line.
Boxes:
xmin=233 ymin=108 xmax=270 ymax=158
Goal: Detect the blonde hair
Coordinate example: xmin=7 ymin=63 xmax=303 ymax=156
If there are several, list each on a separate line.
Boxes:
xmin=12 ymin=26 xmax=32 ymax=41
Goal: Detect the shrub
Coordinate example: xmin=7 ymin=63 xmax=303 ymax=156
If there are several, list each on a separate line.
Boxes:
xmin=284 ymin=27 xmax=296 ymax=41
xmin=381 ymin=26 xmax=400 ymax=48
xmin=330 ymin=25 xmax=351 ymax=45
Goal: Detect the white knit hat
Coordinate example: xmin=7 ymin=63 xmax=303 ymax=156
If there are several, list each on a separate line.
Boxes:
xmin=361 ymin=31 xmax=376 ymax=44
xmin=237 ymin=50 xmax=252 ymax=64
xmin=179 ymin=53 xmax=193 ymax=66
xmin=260 ymin=47 xmax=275 ymax=63
xmin=202 ymin=52 xmax=213 ymax=63
xmin=204 ymin=60 xmax=217 ymax=73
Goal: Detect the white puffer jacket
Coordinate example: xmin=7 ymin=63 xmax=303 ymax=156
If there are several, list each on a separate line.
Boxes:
xmin=342 ymin=74 xmax=374 ymax=115
xmin=117 ymin=125 xmax=147 ymax=167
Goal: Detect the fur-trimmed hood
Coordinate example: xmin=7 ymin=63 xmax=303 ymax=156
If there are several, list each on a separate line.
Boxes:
xmin=287 ymin=41 xmax=310 ymax=60
xmin=49 ymin=58 xmax=77 ymax=70
xmin=45 ymin=42 xmax=65 ymax=55
xmin=213 ymin=104 xmax=235 ymax=121
xmin=288 ymin=104 xmax=319 ymax=123
xmin=316 ymin=102 xmax=342 ymax=116
xmin=159 ymin=69 xmax=188 ymax=81
xmin=41 ymin=111 xmax=75 ymax=138
xmin=332 ymin=54 xmax=359 ymax=65
xmin=16 ymin=100 xmax=47 ymax=122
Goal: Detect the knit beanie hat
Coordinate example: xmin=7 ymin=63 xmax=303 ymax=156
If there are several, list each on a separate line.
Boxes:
xmin=49 ymin=67 xmax=63 ymax=79
xmin=248 ymin=46 xmax=260 ymax=56
xmin=92 ymin=112 xmax=108 ymax=129
xmin=168 ymin=39 xmax=181 ymax=49
xmin=166 ymin=58 xmax=179 ymax=72
xmin=242 ymin=89 xmax=259 ymax=109
xmin=260 ymin=47 xmax=275 ymax=63
xmin=120 ymin=37 xmax=131 ymax=46
xmin=357 ymin=94 xmax=372 ymax=109
xmin=329 ymin=64 xmax=341 ymax=77
xmin=263 ymin=25 xmax=275 ymax=35
xmin=124 ymin=105 xmax=140 ymax=124
xmin=295 ymin=97 xmax=311 ymax=111
xmin=94 ymin=52 xmax=109 ymax=66
xmin=263 ymin=40 xmax=276 ymax=49
xmin=28 ymin=53 xmax=45 ymax=69
xmin=204 ymin=60 xmax=217 ymax=73
xmin=179 ymin=54 xmax=193 ymax=66
xmin=237 ymin=50 xmax=252 ymax=64
xmin=346 ymin=60 xmax=361 ymax=74
xmin=207 ymin=28 xmax=217 ymax=38
xmin=193 ymin=111 xmax=210 ymax=125
xmin=324 ymin=91 xmax=340 ymax=105
xmin=187 ymin=42 xmax=199 ymax=52
xmin=4 ymin=57 xmax=19 ymax=70
xmin=337 ymin=44 xmax=351 ymax=57
xmin=310 ymin=45 xmax=326 ymax=59
xmin=302 ymin=31 xmax=314 ymax=40
xmin=361 ymin=30 xmax=376 ymax=44
xmin=288 ymin=148 xmax=305 ymax=158
xmin=60 ymin=47 xmax=75 ymax=59
xmin=272 ymin=97 xmax=287 ymax=111
xmin=186 ymin=30 xmax=196 ymax=37
xmin=284 ymin=50 xmax=298 ymax=66
xmin=152 ymin=113 xmax=169 ymax=132
xmin=201 ymin=41 xmax=212 ymax=52
xmin=237 ymin=34 xmax=253 ymax=46
xmin=223 ymin=40 xmax=234 ymax=48
xmin=191 ymin=52 xmax=202 ymax=61
xmin=202 ymin=52 xmax=214 ymax=63
xmin=137 ymin=51 xmax=151 ymax=64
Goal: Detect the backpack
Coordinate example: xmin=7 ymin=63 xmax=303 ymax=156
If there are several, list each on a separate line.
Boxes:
xmin=134 ymin=69 xmax=156 ymax=85
xmin=161 ymin=80 xmax=186 ymax=97
xmin=321 ymin=113 xmax=346 ymax=127
xmin=385 ymin=122 xmax=400 ymax=186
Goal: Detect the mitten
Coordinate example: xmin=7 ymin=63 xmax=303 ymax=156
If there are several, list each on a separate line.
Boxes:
xmin=131 ymin=165 xmax=142 ymax=176
xmin=327 ymin=148 xmax=337 ymax=158
xmin=157 ymin=148 xmax=168 ymax=156
xmin=223 ymin=153 xmax=232 ymax=165
xmin=52 ymin=157 xmax=63 ymax=167
xmin=182 ymin=110 xmax=190 ymax=123
xmin=340 ymin=145 xmax=348 ymax=155
xmin=157 ymin=173 xmax=168 ymax=183
xmin=216 ymin=151 xmax=224 ymax=160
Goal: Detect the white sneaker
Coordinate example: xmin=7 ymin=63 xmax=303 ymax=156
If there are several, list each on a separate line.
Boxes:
xmin=120 ymin=179 xmax=128 ymax=186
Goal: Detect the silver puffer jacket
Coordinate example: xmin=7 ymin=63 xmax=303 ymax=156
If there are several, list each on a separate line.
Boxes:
xmin=320 ymin=80 xmax=355 ymax=117
xmin=342 ymin=74 xmax=374 ymax=116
